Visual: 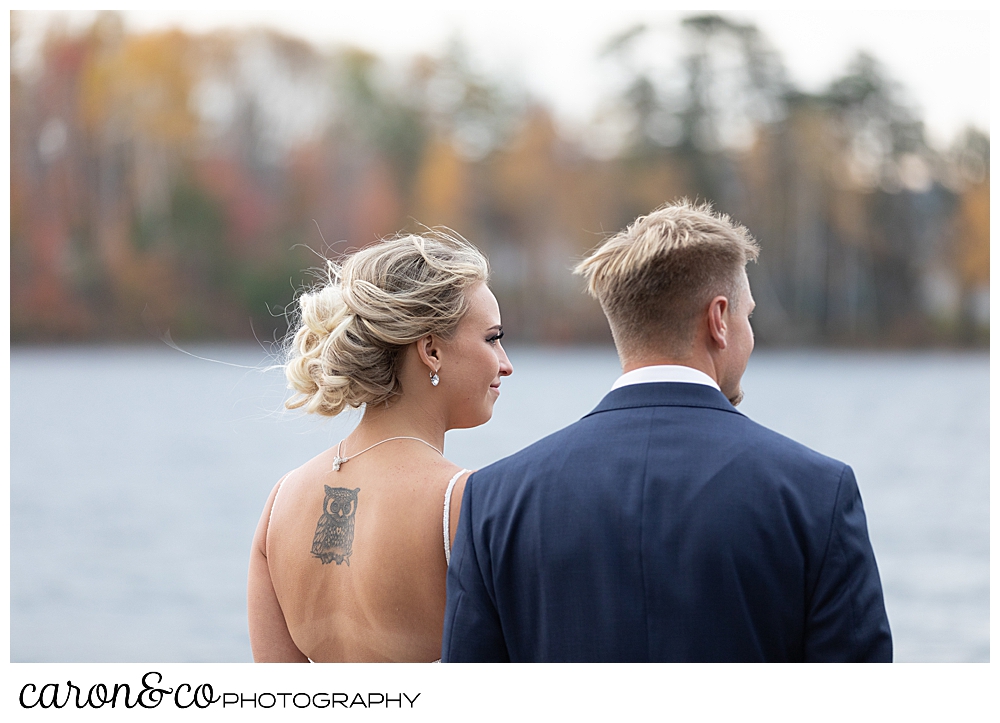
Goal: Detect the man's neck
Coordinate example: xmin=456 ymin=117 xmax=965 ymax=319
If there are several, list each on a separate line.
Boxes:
xmin=620 ymin=351 xmax=720 ymax=386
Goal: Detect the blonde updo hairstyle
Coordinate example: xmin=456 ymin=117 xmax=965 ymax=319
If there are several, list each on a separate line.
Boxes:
xmin=284 ymin=231 xmax=490 ymax=417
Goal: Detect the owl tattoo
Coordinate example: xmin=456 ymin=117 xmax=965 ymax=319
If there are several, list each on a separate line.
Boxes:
xmin=311 ymin=486 xmax=360 ymax=565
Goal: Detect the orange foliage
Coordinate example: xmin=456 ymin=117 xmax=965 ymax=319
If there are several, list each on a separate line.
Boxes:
xmin=955 ymin=182 xmax=990 ymax=287
xmin=494 ymin=108 xmax=560 ymax=214
xmin=413 ymin=137 xmax=468 ymax=230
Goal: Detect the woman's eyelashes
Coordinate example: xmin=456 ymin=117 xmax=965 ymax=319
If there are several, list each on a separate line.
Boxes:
xmin=486 ymin=329 xmax=504 ymax=345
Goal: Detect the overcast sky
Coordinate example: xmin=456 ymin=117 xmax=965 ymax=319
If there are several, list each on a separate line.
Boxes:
xmin=13 ymin=2 xmax=991 ymax=148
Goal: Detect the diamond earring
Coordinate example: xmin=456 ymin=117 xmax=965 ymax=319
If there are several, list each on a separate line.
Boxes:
xmin=430 ymin=371 xmax=440 ymax=386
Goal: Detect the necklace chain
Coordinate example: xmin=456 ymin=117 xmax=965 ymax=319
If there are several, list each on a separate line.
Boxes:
xmin=332 ymin=436 xmax=442 ymax=472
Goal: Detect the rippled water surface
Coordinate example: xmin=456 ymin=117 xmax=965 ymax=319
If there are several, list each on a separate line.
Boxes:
xmin=10 ymin=345 xmax=989 ymax=661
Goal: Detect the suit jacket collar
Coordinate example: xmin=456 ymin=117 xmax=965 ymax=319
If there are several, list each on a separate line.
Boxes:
xmin=585 ymin=381 xmax=744 ymax=418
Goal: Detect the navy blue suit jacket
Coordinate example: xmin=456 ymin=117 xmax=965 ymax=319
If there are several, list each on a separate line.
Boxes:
xmin=442 ymin=382 xmax=892 ymax=662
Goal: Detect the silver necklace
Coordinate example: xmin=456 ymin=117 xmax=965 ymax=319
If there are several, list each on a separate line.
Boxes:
xmin=332 ymin=436 xmax=443 ymax=471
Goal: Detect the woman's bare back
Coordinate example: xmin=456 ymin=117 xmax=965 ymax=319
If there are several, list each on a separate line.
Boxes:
xmin=252 ymin=445 xmax=466 ymax=662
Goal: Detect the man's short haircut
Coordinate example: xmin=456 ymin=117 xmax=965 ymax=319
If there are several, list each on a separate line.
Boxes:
xmin=574 ymin=199 xmax=760 ymax=358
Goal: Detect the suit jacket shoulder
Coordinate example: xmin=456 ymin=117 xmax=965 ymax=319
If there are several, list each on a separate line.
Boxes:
xmin=473 ymin=382 xmax=847 ymax=501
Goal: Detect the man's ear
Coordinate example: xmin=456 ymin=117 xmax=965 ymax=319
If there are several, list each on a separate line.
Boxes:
xmin=706 ymin=295 xmax=729 ymax=350
xmin=415 ymin=334 xmax=441 ymax=372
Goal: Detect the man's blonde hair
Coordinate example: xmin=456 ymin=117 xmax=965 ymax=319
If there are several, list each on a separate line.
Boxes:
xmin=574 ymin=200 xmax=760 ymax=358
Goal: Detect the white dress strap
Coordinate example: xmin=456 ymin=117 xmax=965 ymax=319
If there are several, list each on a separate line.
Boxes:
xmin=443 ymin=469 xmax=469 ymax=565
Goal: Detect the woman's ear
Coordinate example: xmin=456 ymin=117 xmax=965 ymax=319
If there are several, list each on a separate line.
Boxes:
xmin=415 ymin=334 xmax=441 ymax=372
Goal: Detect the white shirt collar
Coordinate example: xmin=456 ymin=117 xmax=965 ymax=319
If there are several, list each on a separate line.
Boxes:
xmin=611 ymin=364 xmax=721 ymax=392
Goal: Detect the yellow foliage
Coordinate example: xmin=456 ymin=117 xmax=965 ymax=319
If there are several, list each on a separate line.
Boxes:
xmin=413 ymin=137 xmax=467 ymax=227
xmin=80 ymin=29 xmax=198 ymax=145
xmin=494 ymin=109 xmax=559 ymax=210
xmin=955 ymin=182 xmax=990 ymax=287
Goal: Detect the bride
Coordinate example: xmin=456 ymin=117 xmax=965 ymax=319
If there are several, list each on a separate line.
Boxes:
xmin=248 ymin=231 xmax=512 ymax=662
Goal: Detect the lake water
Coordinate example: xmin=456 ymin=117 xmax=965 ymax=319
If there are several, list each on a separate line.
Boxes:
xmin=9 ymin=345 xmax=989 ymax=662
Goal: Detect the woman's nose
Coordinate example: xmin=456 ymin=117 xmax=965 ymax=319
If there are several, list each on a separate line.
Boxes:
xmin=498 ymin=346 xmax=513 ymax=376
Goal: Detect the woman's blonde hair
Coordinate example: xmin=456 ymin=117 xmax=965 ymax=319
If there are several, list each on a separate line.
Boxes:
xmin=284 ymin=231 xmax=489 ymax=416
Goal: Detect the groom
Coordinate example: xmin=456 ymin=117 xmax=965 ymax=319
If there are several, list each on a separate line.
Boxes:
xmin=442 ymin=201 xmax=892 ymax=662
